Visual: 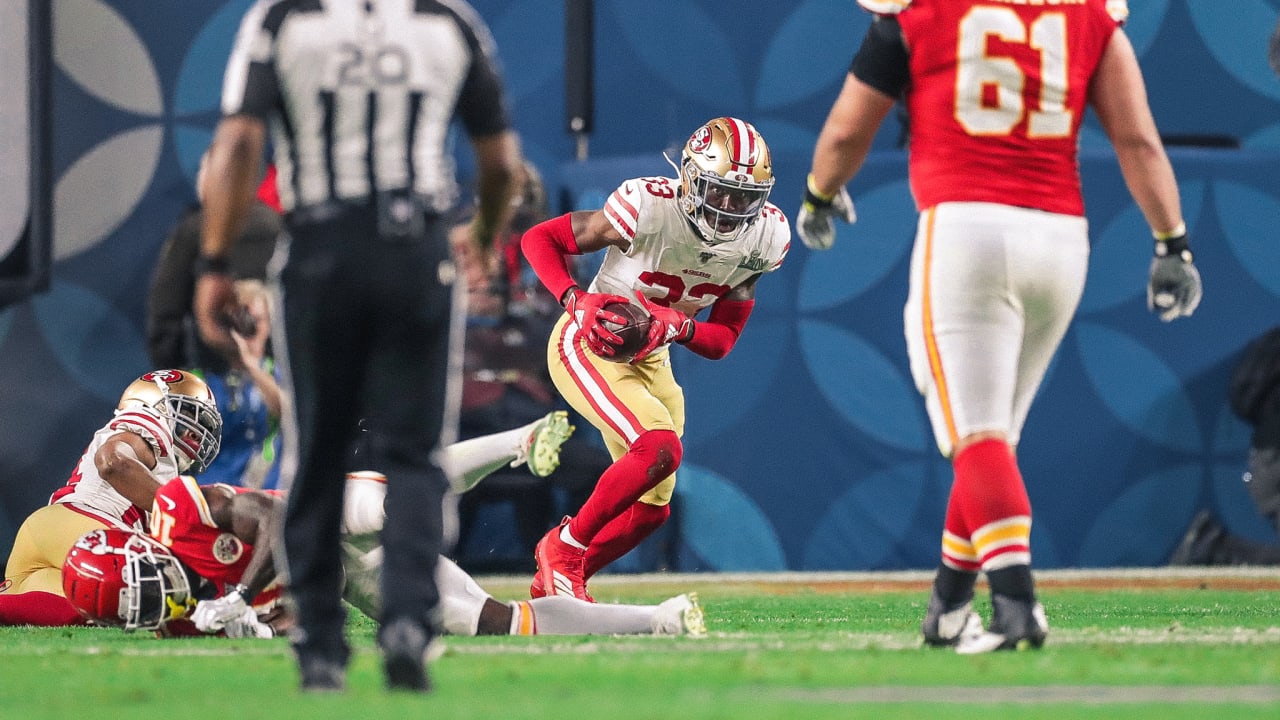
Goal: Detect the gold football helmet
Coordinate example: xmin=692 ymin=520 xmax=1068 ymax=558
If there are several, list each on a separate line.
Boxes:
xmin=117 ymin=369 xmax=222 ymax=473
xmin=677 ymin=117 xmax=774 ymax=244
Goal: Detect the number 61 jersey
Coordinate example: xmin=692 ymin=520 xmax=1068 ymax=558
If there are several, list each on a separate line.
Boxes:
xmin=591 ymin=176 xmax=790 ymax=317
xmin=860 ymin=0 xmax=1128 ymax=217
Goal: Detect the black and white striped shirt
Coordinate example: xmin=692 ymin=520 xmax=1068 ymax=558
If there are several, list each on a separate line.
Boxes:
xmin=222 ymin=0 xmax=510 ymax=214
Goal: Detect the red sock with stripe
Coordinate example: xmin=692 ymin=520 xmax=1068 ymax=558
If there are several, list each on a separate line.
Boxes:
xmin=951 ymin=438 xmax=1032 ymax=569
xmin=940 ymin=479 xmax=981 ymax=573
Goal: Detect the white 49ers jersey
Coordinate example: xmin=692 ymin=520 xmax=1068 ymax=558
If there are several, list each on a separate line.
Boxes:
xmin=48 ymin=404 xmax=184 ymax=528
xmin=595 ymin=176 xmax=790 ymax=316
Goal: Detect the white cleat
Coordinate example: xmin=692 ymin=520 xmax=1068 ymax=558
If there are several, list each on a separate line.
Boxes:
xmin=511 ymin=411 xmax=574 ymax=478
xmin=955 ymin=597 xmax=1048 ymax=655
xmin=921 ymin=589 xmax=985 ymax=648
xmin=922 ymin=606 xmax=984 ymax=648
xmin=651 ymin=592 xmax=706 ymax=637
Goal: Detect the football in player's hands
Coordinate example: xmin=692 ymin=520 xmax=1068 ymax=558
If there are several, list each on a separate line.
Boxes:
xmin=592 ymin=301 xmax=653 ymax=363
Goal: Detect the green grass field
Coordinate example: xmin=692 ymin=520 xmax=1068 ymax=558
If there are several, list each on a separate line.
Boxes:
xmin=2 ymin=569 xmax=1277 ymax=719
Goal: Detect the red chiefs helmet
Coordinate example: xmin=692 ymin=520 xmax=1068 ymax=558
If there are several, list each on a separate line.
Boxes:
xmin=62 ymin=528 xmax=195 ymax=632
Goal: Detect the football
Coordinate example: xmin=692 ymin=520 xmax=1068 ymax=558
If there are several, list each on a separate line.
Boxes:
xmin=596 ymin=301 xmax=653 ymax=362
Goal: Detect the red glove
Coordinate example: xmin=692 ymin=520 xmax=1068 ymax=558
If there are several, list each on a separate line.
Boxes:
xmin=631 ymin=291 xmax=693 ymax=363
xmin=563 ymin=287 xmax=629 ymax=356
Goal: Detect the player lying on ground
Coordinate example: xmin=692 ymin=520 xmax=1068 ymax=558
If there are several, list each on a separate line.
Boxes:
xmin=0 ymin=370 xmax=222 ymax=626
xmin=62 ymin=415 xmax=705 ymax=638
xmin=0 ymin=393 xmax=557 ymax=628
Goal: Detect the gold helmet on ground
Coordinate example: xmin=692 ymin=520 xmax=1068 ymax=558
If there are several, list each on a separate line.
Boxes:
xmin=118 ymin=369 xmax=222 ymax=473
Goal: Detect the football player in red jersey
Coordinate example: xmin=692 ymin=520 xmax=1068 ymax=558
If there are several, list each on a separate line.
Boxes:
xmin=0 ymin=370 xmax=222 ymax=627
xmin=798 ymin=0 xmax=1201 ymax=653
xmin=520 ymin=117 xmax=790 ymax=601
xmin=63 ymin=470 xmax=705 ymax=639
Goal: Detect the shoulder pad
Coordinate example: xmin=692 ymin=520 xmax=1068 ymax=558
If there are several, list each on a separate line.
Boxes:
xmin=110 ymin=407 xmax=173 ymax=459
xmin=858 ymin=0 xmax=911 ymax=15
xmin=1106 ymin=0 xmax=1129 ymax=24
xmin=603 ymin=179 xmax=645 ymax=241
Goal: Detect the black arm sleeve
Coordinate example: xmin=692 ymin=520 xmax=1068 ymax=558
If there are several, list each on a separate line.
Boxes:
xmin=452 ymin=10 xmax=511 ymax=138
xmin=849 ymin=16 xmax=910 ymax=99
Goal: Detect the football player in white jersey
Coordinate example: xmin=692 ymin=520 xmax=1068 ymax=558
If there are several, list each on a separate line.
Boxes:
xmin=521 ymin=117 xmax=790 ymax=601
xmin=0 ymin=370 xmax=223 ymax=625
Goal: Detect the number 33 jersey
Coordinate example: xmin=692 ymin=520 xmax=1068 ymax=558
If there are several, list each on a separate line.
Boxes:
xmin=591 ymin=176 xmax=790 ymax=317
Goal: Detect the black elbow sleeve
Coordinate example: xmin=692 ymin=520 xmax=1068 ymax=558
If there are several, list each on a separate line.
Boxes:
xmin=849 ymin=17 xmax=910 ymax=99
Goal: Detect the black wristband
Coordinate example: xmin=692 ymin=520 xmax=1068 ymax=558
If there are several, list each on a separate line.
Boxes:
xmin=230 ymin=583 xmax=251 ymax=600
xmin=560 ymin=286 xmax=581 ymax=309
xmin=803 ymin=184 xmax=833 ymax=209
xmin=675 ymin=319 xmax=695 ymax=344
xmin=193 ymin=254 xmax=231 ymax=276
xmin=1155 ymin=233 xmax=1192 ymax=261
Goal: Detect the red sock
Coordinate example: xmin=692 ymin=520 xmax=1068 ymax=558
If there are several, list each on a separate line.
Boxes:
xmin=583 ymin=501 xmax=670 ymax=579
xmin=569 ymin=429 xmax=681 ymax=542
xmin=940 ymin=483 xmax=981 ymax=572
xmin=0 ymin=592 xmax=87 ymax=627
xmin=951 ymin=438 xmax=1032 ymax=568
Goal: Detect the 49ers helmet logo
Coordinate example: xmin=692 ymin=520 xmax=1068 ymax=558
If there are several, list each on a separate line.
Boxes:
xmin=140 ymin=370 xmax=184 ymax=384
xmin=688 ymin=125 xmax=712 ymax=155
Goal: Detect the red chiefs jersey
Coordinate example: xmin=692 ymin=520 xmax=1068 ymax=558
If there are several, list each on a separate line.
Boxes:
xmin=867 ymin=0 xmax=1123 ymax=216
xmin=148 ymin=476 xmax=282 ymax=606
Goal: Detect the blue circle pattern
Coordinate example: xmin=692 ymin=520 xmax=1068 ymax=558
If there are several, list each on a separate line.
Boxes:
xmin=3 ymin=0 xmax=1280 ymax=568
xmin=1216 ymin=180 xmax=1280 ymax=296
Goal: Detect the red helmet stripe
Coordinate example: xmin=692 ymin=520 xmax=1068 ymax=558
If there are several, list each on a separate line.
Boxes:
xmin=726 ymin=117 xmax=754 ymax=173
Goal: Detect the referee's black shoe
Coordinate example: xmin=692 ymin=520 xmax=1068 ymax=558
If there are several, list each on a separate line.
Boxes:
xmin=380 ymin=619 xmax=433 ymax=692
xmin=297 ymin=655 xmax=346 ymax=693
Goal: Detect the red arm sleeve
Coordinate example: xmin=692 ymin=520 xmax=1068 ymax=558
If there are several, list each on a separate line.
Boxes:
xmin=520 ymin=213 xmax=581 ymax=305
xmin=682 ymin=298 xmax=754 ymax=360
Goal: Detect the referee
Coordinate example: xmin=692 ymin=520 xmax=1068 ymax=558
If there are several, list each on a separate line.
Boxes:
xmin=194 ymin=0 xmax=517 ymax=693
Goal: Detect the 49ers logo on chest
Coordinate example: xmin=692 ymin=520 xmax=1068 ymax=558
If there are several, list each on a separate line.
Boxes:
xmin=212 ymin=532 xmax=244 ymax=564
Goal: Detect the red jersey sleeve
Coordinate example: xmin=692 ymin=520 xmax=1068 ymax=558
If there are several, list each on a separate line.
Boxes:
xmin=150 ymin=477 xmax=254 ymax=595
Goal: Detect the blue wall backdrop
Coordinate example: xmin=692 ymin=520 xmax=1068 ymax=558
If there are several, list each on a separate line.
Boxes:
xmin=2 ymin=0 xmax=1279 ymax=570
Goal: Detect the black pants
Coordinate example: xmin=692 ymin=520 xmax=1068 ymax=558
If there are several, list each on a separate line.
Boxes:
xmin=275 ymin=205 xmax=458 ymax=662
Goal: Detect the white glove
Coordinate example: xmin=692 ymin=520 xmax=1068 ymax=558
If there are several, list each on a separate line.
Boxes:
xmin=191 ymin=588 xmax=250 ymax=633
xmin=796 ymin=175 xmax=856 ymax=250
xmin=1147 ymin=232 xmax=1202 ymax=322
xmin=223 ymin=607 xmax=274 ymax=639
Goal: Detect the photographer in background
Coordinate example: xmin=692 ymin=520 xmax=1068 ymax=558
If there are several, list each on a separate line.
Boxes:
xmin=147 ymin=152 xmax=282 ymax=487
xmin=1170 ymin=326 xmax=1280 ymax=566
xmin=1171 ymin=24 xmax=1280 ymax=567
